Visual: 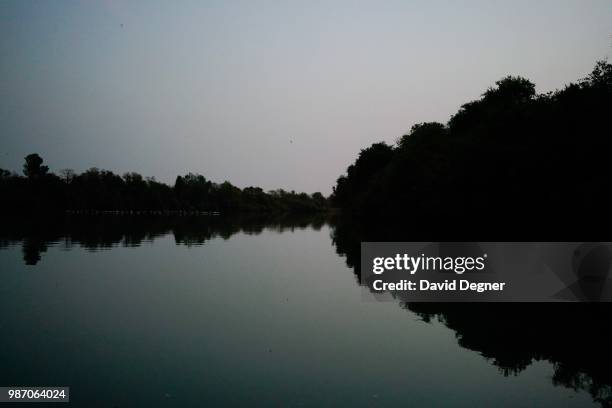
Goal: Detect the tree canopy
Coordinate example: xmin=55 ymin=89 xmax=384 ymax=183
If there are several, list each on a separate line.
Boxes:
xmin=1 ymin=157 xmax=328 ymax=214
xmin=331 ymin=60 xmax=612 ymax=234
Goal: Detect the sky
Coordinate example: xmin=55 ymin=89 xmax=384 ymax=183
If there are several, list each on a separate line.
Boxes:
xmin=1 ymin=1 xmax=610 ymax=194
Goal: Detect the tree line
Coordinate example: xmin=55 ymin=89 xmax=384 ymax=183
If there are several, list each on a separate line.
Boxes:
xmin=331 ymin=60 xmax=612 ymax=236
xmin=0 ymin=155 xmax=328 ymax=213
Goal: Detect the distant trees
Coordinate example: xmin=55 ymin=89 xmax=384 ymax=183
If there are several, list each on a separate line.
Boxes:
xmin=59 ymin=169 xmax=75 ymax=184
xmin=23 ymin=153 xmax=49 ymax=178
xmin=331 ymin=60 xmax=612 ymax=233
xmin=0 ymin=169 xmax=12 ymax=179
xmin=0 ymin=158 xmax=328 ymax=214
xmin=584 ymin=60 xmax=612 ymax=87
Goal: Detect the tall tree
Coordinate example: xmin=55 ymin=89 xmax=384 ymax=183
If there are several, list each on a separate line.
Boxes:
xmin=23 ymin=153 xmax=49 ymax=179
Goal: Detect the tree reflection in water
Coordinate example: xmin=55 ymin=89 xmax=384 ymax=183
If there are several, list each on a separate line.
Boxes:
xmin=2 ymin=214 xmax=611 ymax=406
xmin=0 ymin=214 xmax=327 ymax=266
xmin=330 ymin=216 xmax=612 ymax=407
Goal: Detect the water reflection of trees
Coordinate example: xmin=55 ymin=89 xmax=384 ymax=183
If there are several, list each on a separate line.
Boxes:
xmin=406 ymin=303 xmax=612 ymax=407
xmin=4 ymin=214 xmax=611 ymax=405
xmin=330 ymin=216 xmax=612 ymax=407
xmin=0 ymin=214 xmax=328 ymax=265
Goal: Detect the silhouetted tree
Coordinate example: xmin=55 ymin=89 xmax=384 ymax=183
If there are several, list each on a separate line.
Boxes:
xmin=331 ymin=60 xmax=612 ymax=236
xmin=59 ymin=169 xmax=75 ymax=184
xmin=331 ymin=142 xmax=393 ymax=209
xmin=0 ymin=154 xmax=328 ymax=214
xmin=23 ymin=153 xmax=49 ymax=178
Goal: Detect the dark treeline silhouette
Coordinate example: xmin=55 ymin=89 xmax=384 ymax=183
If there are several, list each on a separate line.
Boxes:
xmin=0 ymin=156 xmax=328 ymax=214
xmin=0 ymin=213 xmax=329 ymax=266
xmin=331 ymin=60 xmax=612 ymax=237
xmin=327 ymin=62 xmax=612 ymax=407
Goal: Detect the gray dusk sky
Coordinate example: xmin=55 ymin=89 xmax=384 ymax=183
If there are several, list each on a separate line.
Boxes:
xmin=1 ymin=0 xmax=610 ymax=194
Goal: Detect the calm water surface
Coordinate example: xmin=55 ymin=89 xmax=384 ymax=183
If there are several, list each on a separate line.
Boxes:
xmin=0 ymin=216 xmax=605 ymax=407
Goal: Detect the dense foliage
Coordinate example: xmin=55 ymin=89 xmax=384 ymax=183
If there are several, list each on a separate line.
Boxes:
xmin=0 ymin=157 xmax=327 ymax=213
xmin=331 ymin=61 xmax=612 ymax=235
